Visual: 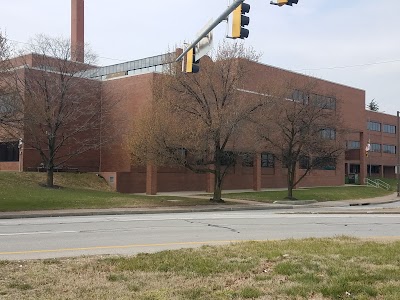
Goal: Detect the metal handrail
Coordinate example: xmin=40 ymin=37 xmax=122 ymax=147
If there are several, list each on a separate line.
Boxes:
xmin=365 ymin=178 xmax=378 ymax=188
xmin=375 ymin=179 xmax=391 ymax=190
xmin=365 ymin=178 xmax=391 ymax=190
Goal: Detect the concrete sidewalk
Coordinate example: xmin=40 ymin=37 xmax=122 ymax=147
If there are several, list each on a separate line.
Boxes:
xmin=0 ymin=191 xmax=399 ymax=219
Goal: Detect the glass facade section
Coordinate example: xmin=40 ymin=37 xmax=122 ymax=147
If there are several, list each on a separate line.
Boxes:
xmin=82 ymin=52 xmax=176 ymax=80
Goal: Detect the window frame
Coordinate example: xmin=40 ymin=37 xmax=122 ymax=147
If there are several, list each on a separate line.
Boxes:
xmin=383 ymin=144 xmax=396 ymax=154
xmin=367 ymin=121 xmax=381 ymax=132
xmin=383 ymin=124 xmax=396 ymax=134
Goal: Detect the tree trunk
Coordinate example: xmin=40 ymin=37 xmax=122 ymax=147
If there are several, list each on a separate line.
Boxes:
xmin=46 ymin=168 xmax=54 ymax=188
xmin=211 ymin=165 xmax=224 ymax=203
xmin=287 ymin=184 xmax=294 ymax=199
xmin=212 ymin=185 xmax=222 ymax=202
xmin=286 ymin=163 xmax=296 ymax=200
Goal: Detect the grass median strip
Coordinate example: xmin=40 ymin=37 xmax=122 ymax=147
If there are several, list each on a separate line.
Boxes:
xmin=223 ymin=186 xmax=394 ymax=203
xmin=0 ymin=237 xmax=399 ymax=299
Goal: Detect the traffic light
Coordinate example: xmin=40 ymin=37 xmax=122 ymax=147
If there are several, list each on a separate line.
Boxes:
xmin=232 ymin=2 xmax=250 ymax=39
xmin=273 ymin=0 xmax=299 ymax=6
xmin=185 ymin=48 xmax=200 ymax=73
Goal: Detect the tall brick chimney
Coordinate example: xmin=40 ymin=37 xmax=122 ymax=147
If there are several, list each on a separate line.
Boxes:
xmin=71 ymin=0 xmax=84 ymax=62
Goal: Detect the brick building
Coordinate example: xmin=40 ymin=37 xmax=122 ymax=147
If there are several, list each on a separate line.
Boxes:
xmin=345 ymin=110 xmax=399 ymax=180
xmin=1 ymin=51 xmax=398 ymax=193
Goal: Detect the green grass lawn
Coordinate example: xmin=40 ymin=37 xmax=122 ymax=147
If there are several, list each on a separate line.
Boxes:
xmin=0 ymin=172 xmax=220 ymax=212
xmin=376 ymin=177 xmax=398 ymax=190
xmin=223 ymin=185 xmax=394 ymax=202
xmin=1 ymin=237 xmax=399 ymax=299
xmin=0 ymin=172 xmax=397 ymax=211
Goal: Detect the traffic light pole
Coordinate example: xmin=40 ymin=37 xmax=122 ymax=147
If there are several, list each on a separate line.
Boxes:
xmin=176 ymin=0 xmax=245 ymax=62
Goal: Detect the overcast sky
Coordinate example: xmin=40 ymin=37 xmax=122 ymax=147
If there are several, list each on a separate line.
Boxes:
xmin=1 ymin=0 xmax=399 ymax=115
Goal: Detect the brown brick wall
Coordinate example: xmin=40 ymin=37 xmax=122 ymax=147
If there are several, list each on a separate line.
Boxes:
xmin=97 ymin=62 xmax=365 ymax=193
xmin=157 ymin=171 xmax=206 ymax=192
xmin=100 ymin=73 xmax=155 ymax=172
xmin=0 ymin=162 xmax=19 ymax=171
xmin=116 ymin=172 xmax=147 ymax=194
xmin=365 ymin=111 xmax=398 ymax=168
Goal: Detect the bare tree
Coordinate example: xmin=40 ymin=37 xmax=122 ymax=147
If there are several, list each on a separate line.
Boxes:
xmin=0 ymin=32 xmax=21 ymax=132
xmin=259 ymin=83 xmax=345 ymax=199
xmin=130 ymin=42 xmax=268 ymax=202
xmin=3 ymin=34 xmax=108 ymax=187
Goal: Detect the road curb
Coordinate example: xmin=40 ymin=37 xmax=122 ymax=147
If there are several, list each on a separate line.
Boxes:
xmin=0 ymin=204 xmax=294 ymax=220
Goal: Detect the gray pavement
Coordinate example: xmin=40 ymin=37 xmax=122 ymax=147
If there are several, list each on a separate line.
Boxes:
xmin=0 ymin=190 xmax=399 ymax=219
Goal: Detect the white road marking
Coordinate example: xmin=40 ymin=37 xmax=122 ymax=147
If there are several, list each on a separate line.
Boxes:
xmin=0 ymin=230 xmax=77 ymax=236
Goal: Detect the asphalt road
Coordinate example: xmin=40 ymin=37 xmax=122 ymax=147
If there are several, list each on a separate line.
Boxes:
xmin=1 ymin=210 xmax=399 ymax=260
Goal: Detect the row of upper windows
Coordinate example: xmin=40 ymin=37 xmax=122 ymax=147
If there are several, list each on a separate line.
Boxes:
xmin=370 ymin=143 xmax=397 ymax=154
xmin=291 ymin=90 xmax=336 ymax=110
xmin=347 ymin=141 xmax=397 ymax=154
xmin=367 ymin=121 xmax=396 ymax=134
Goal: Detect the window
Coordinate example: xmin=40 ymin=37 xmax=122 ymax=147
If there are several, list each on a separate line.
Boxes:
xmin=241 ymin=153 xmax=254 ymax=167
xmin=313 ymin=157 xmax=336 ymax=170
xmin=310 ymin=93 xmax=336 ymax=110
xmin=299 ymin=155 xmax=310 ymax=169
xmin=0 ymin=93 xmax=15 ymax=114
xmin=370 ymin=143 xmax=381 ymax=153
xmin=168 ymin=147 xmax=187 ymax=161
xmin=325 ymin=97 xmax=337 ymax=110
xmin=0 ymin=141 xmax=19 ymax=162
xmin=347 ymin=141 xmax=360 ymax=149
xmin=220 ymin=151 xmax=236 ymax=166
xmin=367 ymin=121 xmax=381 ymax=132
xmin=320 ymin=128 xmax=336 ymax=140
xmin=368 ymin=165 xmax=380 ymax=174
xmin=292 ymin=90 xmax=309 ymax=104
xmin=261 ymin=153 xmax=274 ymax=168
xmin=383 ymin=124 xmax=396 ymax=134
xmin=383 ymin=144 xmax=396 ymax=154
xmin=349 ymin=164 xmax=360 ymax=174
xmin=174 ymin=148 xmax=187 ymax=159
